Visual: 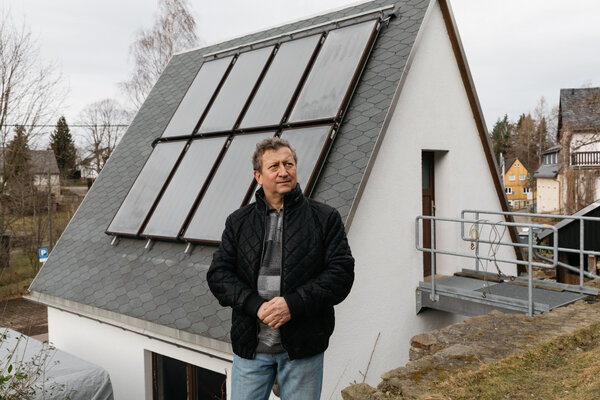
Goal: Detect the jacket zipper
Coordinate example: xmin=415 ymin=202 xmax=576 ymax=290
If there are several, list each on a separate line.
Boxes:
xmin=279 ymin=199 xmax=288 ymax=357
xmin=253 ymin=207 xmax=269 ymax=359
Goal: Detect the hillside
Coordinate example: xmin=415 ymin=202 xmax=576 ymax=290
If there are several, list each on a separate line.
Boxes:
xmin=343 ymin=289 xmax=600 ymax=400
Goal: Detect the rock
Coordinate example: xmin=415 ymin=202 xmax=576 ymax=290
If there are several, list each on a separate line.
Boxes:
xmin=410 ymin=332 xmax=437 ymax=349
xmin=410 ymin=332 xmax=444 ymax=360
xmin=433 ymin=343 xmax=479 ymax=360
xmin=341 ymin=383 xmax=377 ymax=400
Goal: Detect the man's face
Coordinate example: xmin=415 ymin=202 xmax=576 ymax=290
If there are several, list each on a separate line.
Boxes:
xmin=254 ymin=147 xmax=298 ymax=201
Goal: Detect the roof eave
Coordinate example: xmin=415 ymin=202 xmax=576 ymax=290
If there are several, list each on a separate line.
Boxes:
xmin=27 ymin=291 xmax=234 ymax=358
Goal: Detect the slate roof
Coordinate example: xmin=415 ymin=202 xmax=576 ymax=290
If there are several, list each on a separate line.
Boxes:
xmin=533 ymin=163 xmax=560 ymax=179
xmin=0 ymin=149 xmax=60 ymax=175
xmin=558 ymin=87 xmax=600 ymax=135
xmin=542 ymin=144 xmax=561 ymax=155
xmin=30 ymin=150 xmax=60 ymax=175
xmin=506 ymin=158 xmax=529 ymax=174
xmin=29 ymin=0 xmax=432 ymax=346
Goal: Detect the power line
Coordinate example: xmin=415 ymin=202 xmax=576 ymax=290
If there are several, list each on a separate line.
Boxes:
xmin=1 ymin=124 xmax=129 ymax=128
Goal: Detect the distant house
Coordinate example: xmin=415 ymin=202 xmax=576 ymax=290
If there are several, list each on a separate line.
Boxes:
xmin=504 ymin=158 xmax=532 ymax=209
xmin=0 ymin=149 xmax=60 ymax=195
xmin=30 ymin=150 xmax=61 ymax=195
xmin=534 ymin=145 xmax=562 ymax=213
xmin=28 ymin=1 xmax=517 ymax=399
xmin=77 ymin=151 xmax=103 ymax=180
xmin=536 ymin=88 xmax=600 ymax=213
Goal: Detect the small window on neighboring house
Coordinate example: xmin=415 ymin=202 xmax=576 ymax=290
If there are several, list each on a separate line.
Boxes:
xmin=519 ymin=175 xmax=526 ymax=180
xmin=509 ymin=175 xmax=516 ymax=181
xmin=506 ymin=187 xmax=513 ymax=194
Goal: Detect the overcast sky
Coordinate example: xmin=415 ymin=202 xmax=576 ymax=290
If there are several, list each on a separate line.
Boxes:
xmin=5 ymin=0 xmax=600 ymax=145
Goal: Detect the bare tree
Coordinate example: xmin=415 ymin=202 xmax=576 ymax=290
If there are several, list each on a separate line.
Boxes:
xmin=120 ymin=0 xmax=199 ymax=109
xmin=0 ymin=9 xmax=64 ymax=151
xmin=78 ymin=99 xmax=131 ymax=174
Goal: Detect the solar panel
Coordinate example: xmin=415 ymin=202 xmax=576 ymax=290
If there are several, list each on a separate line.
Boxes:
xmin=198 ymin=46 xmax=274 ymax=134
xmin=106 ymin=140 xmax=187 ymax=237
xmin=142 ymin=136 xmax=228 ymax=239
xmin=287 ymin=19 xmax=378 ymax=123
xmin=183 ymin=131 xmax=276 ymax=242
xmin=239 ymin=34 xmax=322 ymax=130
xmin=109 ymin=17 xmax=382 ymax=243
xmin=161 ymin=56 xmax=233 ymax=138
xmin=281 ymin=125 xmax=332 ymax=193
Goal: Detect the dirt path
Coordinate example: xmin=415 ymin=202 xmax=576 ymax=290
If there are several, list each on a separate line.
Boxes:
xmin=0 ymin=297 xmax=48 ymax=340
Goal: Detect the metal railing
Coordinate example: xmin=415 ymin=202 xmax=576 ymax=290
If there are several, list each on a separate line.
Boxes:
xmin=416 ymin=215 xmax=559 ymax=316
xmin=462 ymin=210 xmax=600 ymax=289
xmin=571 ymin=151 xmax=600 ymax=166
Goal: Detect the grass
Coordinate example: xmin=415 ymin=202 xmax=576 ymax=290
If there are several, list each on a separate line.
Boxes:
xmin=0 ymin=190 xmax=84 ymax=299
xmin=434 ymin=322 xmax=600 ymax=400
xmin=0 ymin=252 xmax=36 ymax=299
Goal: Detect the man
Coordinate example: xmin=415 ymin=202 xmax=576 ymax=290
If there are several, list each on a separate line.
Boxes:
xmin=207 ymin=137 xmax=354 ymax=399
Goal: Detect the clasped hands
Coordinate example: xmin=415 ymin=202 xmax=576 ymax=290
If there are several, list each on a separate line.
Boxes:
xmin=257 ymin=296 xmax=291 ymax=329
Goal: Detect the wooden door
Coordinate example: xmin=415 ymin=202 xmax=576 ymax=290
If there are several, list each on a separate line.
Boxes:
xmin=422 ymin=152 xmax=435 ymax=277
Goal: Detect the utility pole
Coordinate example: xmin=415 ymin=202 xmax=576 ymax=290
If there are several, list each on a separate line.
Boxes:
xmin=48 ymin=170 xmax=52 ymax=250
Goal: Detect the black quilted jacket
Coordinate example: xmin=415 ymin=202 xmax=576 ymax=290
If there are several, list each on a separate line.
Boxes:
xmin=207 ymin=184 xmax=355 ymax=360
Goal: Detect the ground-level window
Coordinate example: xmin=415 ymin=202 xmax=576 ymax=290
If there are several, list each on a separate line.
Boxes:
xmin=505 ymin=187 xmax=513 ymax=194
xmin=523 ymin=187 xmax=531 ymax=194
xmin=153 ymin=353 xmax=226 ymax=400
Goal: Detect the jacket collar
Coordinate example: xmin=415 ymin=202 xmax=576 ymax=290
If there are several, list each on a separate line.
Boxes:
xmin=255 ymin=184 xmax=304 ymax=211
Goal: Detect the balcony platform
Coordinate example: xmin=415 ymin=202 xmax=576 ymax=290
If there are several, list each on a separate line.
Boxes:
xmin=416 ymin=269 xmax=596 ymax=317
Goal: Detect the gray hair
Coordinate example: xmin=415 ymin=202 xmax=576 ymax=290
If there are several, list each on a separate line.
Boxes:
xmin=252 ymin=137 xmax=297 ymax=172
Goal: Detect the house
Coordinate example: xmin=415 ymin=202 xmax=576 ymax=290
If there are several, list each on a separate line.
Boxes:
xmin=77 ymin=151 xmax=103 ymax=180
xmin=534 ymin=144 xmax=563 ymax=213
xmin=504 ymin=158 xmax=532 ymax=209
xmin=30 ymin=150 xmax=61 ymax=195
xmin=27 ymin=0 xmax=517 ymax=398
xmin=0 ymin=149 xmax=60 ymax=195
xmin=557 ymin=87 xmax=600 ymax=210
xmin=537 ymin=200 xmax=600 ymax=284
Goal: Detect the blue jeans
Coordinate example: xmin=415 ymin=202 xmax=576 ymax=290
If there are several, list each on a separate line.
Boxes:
xmin=231 ymin=352 xmax=324 ymax=400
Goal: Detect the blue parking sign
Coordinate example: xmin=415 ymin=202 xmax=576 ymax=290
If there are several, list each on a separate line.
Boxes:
xmin=39 ymin=248 xmax=49 ymax=263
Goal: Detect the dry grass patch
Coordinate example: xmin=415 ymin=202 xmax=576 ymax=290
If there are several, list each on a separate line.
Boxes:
xmin=432 ymin=321 xmax=600 ymax=400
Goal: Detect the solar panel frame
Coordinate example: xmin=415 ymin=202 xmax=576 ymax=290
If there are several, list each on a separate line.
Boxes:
xmin=161 ymin=56 xmax=234 ymax=138
xmin=182 ymin=130 xmax=277 ymax=244
xmin=141 ymin=135 xmax=230 ymax=240
xmin=106 ymin=140 xmax=188 ymax=238
xmin=280 ymin=124 xmax=335 ymax=197
xmin=286 ymin=19 xmax=380 ymax=125
xmin=197 ymin=46 xmax=275 ymax=135
xmin=237 ymin=34 xmax=323 ymax=131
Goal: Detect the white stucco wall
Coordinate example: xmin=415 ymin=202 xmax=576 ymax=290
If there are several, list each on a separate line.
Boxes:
xmin=571 ymin=132 xmax=600 ymax=153
xmin=322 ymin=2 xmax=516 ymax=398
xmin=48 ymin=308 xmax=233 ymax=400
xmin=537 ymin=177 xmax=561 ymax=213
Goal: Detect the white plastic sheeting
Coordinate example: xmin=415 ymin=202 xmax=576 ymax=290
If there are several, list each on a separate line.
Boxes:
xmin=0 ymin=328 xmax=113 ymax=399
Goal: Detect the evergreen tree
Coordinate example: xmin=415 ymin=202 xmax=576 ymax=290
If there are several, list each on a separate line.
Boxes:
xmin=4 ymin=125 xmax=31 ymax=185
xmin=490 ymin=115 xmax=512 ymax=162
xmin=49 ymin=116 xmax=77 ymax=179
